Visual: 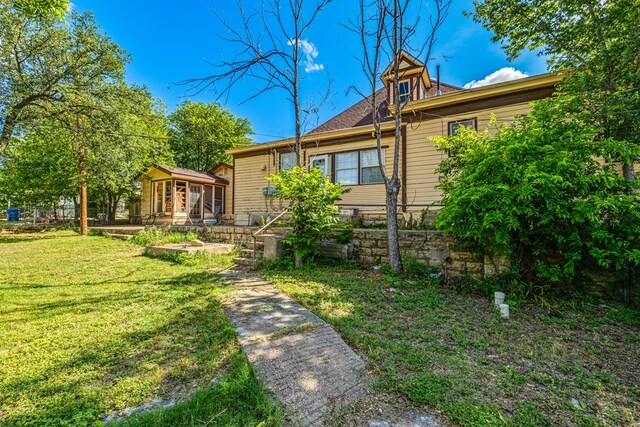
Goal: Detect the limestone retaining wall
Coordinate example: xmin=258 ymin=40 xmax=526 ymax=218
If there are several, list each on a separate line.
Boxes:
xmin=162 ymin=225 xmax=508 ymax=279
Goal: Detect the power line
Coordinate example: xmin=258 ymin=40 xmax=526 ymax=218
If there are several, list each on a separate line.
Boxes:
xmin=11 ymin=119 xmax=280 ymax=146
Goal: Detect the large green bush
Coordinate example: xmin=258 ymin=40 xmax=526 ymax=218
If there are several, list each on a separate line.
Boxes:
xmin=268 ymin=166 xmax=348 ymax=266
xmin=434 ymin=101 xmax=640 ymax=301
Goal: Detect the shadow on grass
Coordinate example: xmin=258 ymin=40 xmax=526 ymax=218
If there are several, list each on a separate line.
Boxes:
xmin=0 ymin=271 xmax=223 ymax=326
xmin=115 ymin=353 xmax=282 ymax=427
xmin=259 ymin=260 xmax=640 ymax=427
xmin=0 ymin=232 xmax=78 ymax=244
xmin=0 ymin=289 xmax=272 ymax=427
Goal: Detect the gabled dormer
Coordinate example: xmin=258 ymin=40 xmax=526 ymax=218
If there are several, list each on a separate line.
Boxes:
xmin=381 ymin=50 xmax=432 ymax=104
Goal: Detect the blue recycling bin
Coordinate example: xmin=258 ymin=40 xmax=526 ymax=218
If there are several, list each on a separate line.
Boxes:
xmin=6 ymin=208 xmax=20 ymax=221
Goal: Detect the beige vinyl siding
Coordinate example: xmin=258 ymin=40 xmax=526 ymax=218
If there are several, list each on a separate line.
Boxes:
xmin=231 ymin=101 xmax=534 ymax=217
xmin=232 ymin=137 xmax=398 ymax=215
xmin=305 ymin=136 xmax=397 ymax=208
xmin=212 ymin=165 xmax=234 ymax=219
xmin=404 ymin=101 xmax=534 ymax=210
xmin=141 ymin=180 xmax=152 ymax=218
xmin=233 ymin=151 xmax=273 ymax=214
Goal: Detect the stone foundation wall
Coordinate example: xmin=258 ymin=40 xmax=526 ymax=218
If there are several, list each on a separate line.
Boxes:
xmin=162 ymin=225 xmax=507 ymax=279
xmin=350 ymin=229 xmax=509 ymax=278
xmin=164 ymin=225 xmax=289 ymax=245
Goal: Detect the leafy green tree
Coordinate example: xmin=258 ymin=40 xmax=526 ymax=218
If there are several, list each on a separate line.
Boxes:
xmin=0 ymin=85 xmax=171 ymax=224
xmin=0 ymin=9 xmax=129 ymax=151
xmin=471 ymin=0 xmax=640 ymax=187
xmin=84 ymin=85 xmax=172 ymax=223
xmin=0 ymin=125 xmax=76 ymax=210
xmin=434 ymin=102 xmax=640 ymax=301
xmin=0 ymin=9 xmax=171 ymax=229
xmin=268 ymin=166 xmax=348 ymax=267
xmin=12 ymin=0 xmax=69 ymax=19
xmin=168 ymin=101 xmax=251 ymax=171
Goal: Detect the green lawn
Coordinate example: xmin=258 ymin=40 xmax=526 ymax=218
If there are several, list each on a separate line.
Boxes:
xmin=0 ymin=231 xmax=280 ymax=426
xmin=262 ymin=261 xmax=640 ymax=427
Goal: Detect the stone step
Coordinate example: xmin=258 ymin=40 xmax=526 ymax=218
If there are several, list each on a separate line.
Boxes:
xmin=247 ymin=241 xmax=264 ymax=249
xmin=240 ymin=248 xmax=263 ymax=258
xmin=233 ymin=257 xmax=259 ymax=269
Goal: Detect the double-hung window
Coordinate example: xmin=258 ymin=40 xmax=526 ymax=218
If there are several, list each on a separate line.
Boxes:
xmin=448 ymin=118 xmax=477 ymax=136
xmin=335 ymin=152 xmax=358 ymax=185
xmin=399 ymin=80 xmax=411 ymax=103
xmin=360 ymin=149 xmax=385 ymax=184
xmin=280 ymin=151 xmax=297 ymax=171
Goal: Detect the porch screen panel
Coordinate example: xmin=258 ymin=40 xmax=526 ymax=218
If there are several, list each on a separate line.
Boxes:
xmin=204 ymin=185 xmax=213 ymax=214
xmin=154 ymin=182 xmax=163 ymax=213
xmin=175 ymin=181 xmax=187 ymax=213
xmin=214 ymin=187 xmax=224 ymax=214
xmin=164 ymin=182 xmax=172 ymax=213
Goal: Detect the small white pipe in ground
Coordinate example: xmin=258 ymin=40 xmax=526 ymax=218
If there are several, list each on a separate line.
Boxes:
xmin=499 ymin=303 xmax=510 ymax=319
xmin=494 ymin=291 xmax=505 ymax=306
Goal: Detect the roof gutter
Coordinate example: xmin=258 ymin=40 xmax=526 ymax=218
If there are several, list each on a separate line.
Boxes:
xmin=227 ymin=121 xmax=397 ymax=155
xmin=396 ymin=72 xmax=562 ymax=114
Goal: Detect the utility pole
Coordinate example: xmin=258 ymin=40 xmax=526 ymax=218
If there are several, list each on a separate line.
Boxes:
xmin=77 ymin=112 xmax=88 ymax=235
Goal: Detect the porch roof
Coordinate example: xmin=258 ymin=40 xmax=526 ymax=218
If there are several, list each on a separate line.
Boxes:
xmin=137 ymin=164 xmax=229 ymax=185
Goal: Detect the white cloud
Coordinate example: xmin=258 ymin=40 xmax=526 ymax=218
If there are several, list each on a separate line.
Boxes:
xmin=287 ymin=39 xmax=324 ymax=73
xmin=464 ymin=67 xmax=529 ymax=89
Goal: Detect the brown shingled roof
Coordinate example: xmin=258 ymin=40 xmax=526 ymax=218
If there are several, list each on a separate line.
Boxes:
xmin=154 ymin=165 xmax=229 ymax=185
xmin=310 ymin=80 xmax=461 ymax=134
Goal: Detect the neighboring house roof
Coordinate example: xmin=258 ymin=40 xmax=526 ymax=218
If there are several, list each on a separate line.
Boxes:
xmin=209 ymin=162 xmax=234 ymax=173
xmin=311 ymin=80 xmax=461 ymax=134
xmin=137 ymin=164 xmax=229 ymax=185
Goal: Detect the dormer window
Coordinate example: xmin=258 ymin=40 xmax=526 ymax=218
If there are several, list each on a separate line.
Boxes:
xmin=399 ymin=80 xmax=410 ymax=102
xmin=381 ymin=51 xmax=431 ymax=105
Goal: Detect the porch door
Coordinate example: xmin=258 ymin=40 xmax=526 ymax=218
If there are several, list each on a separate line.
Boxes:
xmin=189 ymin=184 xmax=203 ymax=219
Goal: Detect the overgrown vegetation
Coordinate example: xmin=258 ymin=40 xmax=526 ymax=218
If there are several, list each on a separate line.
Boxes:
xmin=131 ymin=227 xmax=199 ymax=247
xmin=261 ymin=261 xmax=640 ymax=426
xmin=434 ymin=104 xmax=640 ymax=304
xmin=268 ymin=166 xmax=348 ymax=267
xmin=0 ymin=231 xmax=280 ymax=426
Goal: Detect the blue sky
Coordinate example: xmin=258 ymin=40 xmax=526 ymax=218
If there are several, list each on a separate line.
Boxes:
xmin=73 ymin=1 xmax=548 ymax=143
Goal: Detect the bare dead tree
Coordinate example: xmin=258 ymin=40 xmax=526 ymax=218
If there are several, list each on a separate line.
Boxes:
xmin=346 ymin=0 xmax=451 ymax=274
xmin=182 ymin=0 xmax=332 ymax=167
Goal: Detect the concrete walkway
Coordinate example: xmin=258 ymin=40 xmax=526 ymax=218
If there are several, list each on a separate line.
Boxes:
xmin=219 ymin=268 xmax=367 ymax=426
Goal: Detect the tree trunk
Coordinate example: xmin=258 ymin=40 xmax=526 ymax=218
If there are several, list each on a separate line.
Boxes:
xmin=385 ymin=181 xmax=403 ymax=274
xmin=0 ymin=96 xmax=42 ymax=150
xmin=108 ymin=194 xmax=120 ymax=225
xmin=0 ymin=112 xmax=19 ymax=151
xmin=294 ymin=250 xmax=303 ymax=268
xmin=78 ymin=146 xmax=88 ymax=235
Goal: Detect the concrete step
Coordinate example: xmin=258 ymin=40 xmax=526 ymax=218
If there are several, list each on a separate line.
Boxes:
xmin=233 ymin=257 xmax=259 ymax=269
xmin=246 ymin=241 xmax=264 ymax=250
xmin=240 ymin=248 xmax=263 ymax=258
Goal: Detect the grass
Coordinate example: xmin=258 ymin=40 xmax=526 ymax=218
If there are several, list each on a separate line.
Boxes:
xmin=130 ymin=227 xmax=200 ymax=247
xmin=261 ymin=259 xmax=640 ymax=427
xmin=0 ymin=231 xmax=280 ymax=427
